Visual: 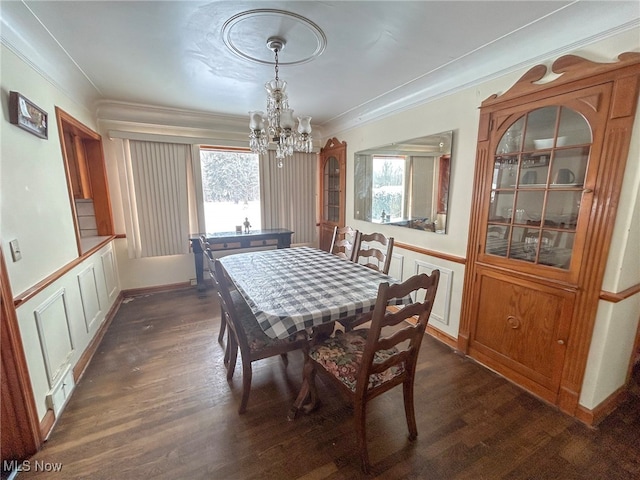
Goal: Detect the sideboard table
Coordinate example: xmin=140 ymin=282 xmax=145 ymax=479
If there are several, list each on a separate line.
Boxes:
xmin=189 ymin=229 xmax=294 ymax=291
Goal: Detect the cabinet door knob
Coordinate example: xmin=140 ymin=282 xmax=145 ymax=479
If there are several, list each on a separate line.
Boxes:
xmin=583 ymin=188 xmax=593 ymax=194
xmin=507 ymin=315 xmax=520 ymax=329
xmin=557 ymin=339 xmax=565 ymax=345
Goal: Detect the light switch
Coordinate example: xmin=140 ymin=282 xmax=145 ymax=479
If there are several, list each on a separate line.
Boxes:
xmin=9 ymin=239 xmax=22 ymax=261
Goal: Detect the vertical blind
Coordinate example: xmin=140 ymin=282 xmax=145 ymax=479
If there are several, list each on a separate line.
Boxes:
xmin=260 ymin=151 xmax=317 ymax=245
xmin=124 ymin=140 xmax=192 ymax=258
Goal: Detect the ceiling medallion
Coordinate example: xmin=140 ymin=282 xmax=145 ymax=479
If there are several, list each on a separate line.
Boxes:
xmin=221 ymin=9 xmax=327 ymax=65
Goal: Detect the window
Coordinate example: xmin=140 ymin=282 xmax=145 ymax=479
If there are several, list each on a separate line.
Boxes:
xmin=371 ymin=155 xmax=405 ymax=222
xmin=200 ymin=148 xmax=262 ymax=232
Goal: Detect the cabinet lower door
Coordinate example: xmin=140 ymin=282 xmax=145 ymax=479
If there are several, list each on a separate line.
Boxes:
xmin=469 ymin=267 xmax=575 ymax=402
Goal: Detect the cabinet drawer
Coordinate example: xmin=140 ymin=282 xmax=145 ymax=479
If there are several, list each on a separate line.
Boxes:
xmin=249 ymin=239 xmax=278 ymax=247
xmin=210 ymin=242 xmax=242 ymax=250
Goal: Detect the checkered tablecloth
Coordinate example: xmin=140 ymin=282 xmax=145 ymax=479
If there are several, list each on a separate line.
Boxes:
xmin=219 ymin=246 xmax=409 ymax=339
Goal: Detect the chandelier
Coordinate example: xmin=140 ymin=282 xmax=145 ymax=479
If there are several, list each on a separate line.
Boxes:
xmin=249 ymin=37 xmax=313 ymax=168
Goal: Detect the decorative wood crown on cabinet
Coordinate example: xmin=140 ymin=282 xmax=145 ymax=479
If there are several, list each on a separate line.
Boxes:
xmin=459 ymin=53 xmax=640 ymax=424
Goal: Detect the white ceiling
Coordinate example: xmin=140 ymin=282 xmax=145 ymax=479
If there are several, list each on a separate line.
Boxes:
xmin=1 ymin=1 xmax=639 ymax=134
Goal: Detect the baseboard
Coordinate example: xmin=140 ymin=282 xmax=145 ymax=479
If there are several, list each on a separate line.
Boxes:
xmin=575 ymin=386 xmax=629 ymax=426
xmin=39 ymin=409 xmax=55 ymax=440
xmin=121 ymin=281 xmax=193 ymax=297
xmin=426 ymin=324 xmax=458 ymax=349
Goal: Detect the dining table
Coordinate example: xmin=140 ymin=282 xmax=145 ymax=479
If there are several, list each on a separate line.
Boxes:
xmin=219 ymin=246 xmax=409 ymax=340
xmin=219 ymin=246 xmax=411 ymax=418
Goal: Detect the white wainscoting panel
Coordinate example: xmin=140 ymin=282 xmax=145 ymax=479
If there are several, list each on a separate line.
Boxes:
xmin=414 ymin=260 xmax=453 ymax=327
xmin=34 ymin=289 xmax=75 ymax=388
xmin=77 ymin=265 xmax=102 ymax=333
xmin=101 ymin=247 xmax=118 ymax=300
xmin=388 ymin=252 xmax=404 ymax=280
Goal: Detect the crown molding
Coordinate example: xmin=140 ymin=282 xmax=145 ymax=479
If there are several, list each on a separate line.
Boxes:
xmin=95 ymin=100 xmax=246 ymax=130
xmin=321 ymin=20 xmax=640 ymax=138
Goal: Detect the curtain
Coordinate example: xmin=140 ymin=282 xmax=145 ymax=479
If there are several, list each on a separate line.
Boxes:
xmin=260 ymin=151 xmax=317 ymax=245
xmin=188 ymin=145 xmax=205 ymax=235
xmin=121 ymin=140 xmax=197 ymax=258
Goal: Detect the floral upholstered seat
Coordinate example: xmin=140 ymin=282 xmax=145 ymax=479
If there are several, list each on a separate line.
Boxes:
xmin=309 ymin=329 xmax=404 ymax=392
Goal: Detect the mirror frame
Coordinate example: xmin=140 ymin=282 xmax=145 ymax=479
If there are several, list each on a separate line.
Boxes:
xmin=354 ymin=130 xmax=453 ymax=234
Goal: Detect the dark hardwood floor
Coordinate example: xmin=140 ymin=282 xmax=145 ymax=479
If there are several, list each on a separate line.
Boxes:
xmin=15 ymin=288 xmax=640 ymax=479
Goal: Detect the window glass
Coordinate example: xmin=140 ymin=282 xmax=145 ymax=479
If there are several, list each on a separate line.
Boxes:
xmin=371 ymin=155 xmax=405 ymax=223
xmin=200 ymin=149 xmax=261 ymax=232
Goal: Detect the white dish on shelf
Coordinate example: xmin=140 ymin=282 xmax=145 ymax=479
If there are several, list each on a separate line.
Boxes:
xmin=534 ymin=136 xmax=568 ymax=149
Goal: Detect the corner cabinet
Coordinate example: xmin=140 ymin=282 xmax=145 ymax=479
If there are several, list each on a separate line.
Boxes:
xmin=318 ymin=138 xmax=347 ymax=252
xmin=459 ymin=53 xmax=640 ymax=417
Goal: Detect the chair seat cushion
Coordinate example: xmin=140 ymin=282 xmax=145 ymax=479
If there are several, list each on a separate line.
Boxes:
xmin=309 ymin=329 xmax=404 ymax=392
xmin=235 ymin=299 xmax=305 ymax=351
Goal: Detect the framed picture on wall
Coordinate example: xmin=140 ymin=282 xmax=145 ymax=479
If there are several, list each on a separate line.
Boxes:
xmin=9 ymin=91 xmax=48 ymax=139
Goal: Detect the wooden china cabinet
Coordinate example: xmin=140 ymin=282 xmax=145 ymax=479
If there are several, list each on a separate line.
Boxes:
xmin=459 ymin=53 xmax=640 ymax=418
xmin=318 ymin=138 xmax=347 ymax=252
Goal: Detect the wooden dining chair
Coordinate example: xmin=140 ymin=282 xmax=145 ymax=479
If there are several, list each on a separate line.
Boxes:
xmin=213 ymin=259 xmax=310 ymax=414
xmin=301 ymin=270 xmax=440 ymax=473
xmin=199 ymin=236 xmax=228 ymax=346
xmin=329 ymin=226 xmax=360 ymax=261
xmin=353 ymin=232 xmax=394 ymax=274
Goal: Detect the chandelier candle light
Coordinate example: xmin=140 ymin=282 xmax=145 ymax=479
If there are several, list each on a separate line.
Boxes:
xmin=249 ymin=37 xmax=313 ymax=168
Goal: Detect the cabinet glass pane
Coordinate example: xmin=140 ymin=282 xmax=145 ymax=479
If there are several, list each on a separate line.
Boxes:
xmin=523 ymin=106 xmax=558 ymax=150
xmin=496 ymin=117 xmax=525 ymax=154
xmin=519 ymin=154 xmax=550 ymax=187
xmin=545 ymin=191 xmax=580 ymax=229
xmin=550 ymin=147 xmax=589 ymax=186
xmin=514 ymin=191 xmax=545 ymax=225
xmin=489 ymin=191 xmax=515 ymax=222
xmin=493 ymin=155 xmax=519 ymax=189
xmin=539 ymin=231 xmax=574 ymax=268
xmin=557 ymin=108 xmax=592 ymax=146
xmin=485 ymin=225 xmax=510 ymax=257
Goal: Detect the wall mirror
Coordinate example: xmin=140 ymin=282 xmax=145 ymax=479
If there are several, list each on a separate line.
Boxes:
xmin=354 ymin=130 xmax=453 ymax=233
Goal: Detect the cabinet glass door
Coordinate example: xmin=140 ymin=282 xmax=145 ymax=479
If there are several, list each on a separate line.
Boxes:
xmin=323 ymin=155 xmax=341 ymax=222
xmin=485 ymin=106 xmax=591 ymax=269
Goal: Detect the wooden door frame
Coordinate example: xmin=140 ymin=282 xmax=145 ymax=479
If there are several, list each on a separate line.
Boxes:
xmin=1 ymin=248 xmax=42 ymax=465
